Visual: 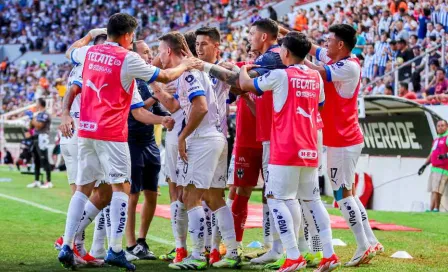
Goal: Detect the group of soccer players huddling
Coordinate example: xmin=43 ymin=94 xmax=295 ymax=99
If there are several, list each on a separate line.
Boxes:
xmin=56 ymin=12 xmax=384 ymax=272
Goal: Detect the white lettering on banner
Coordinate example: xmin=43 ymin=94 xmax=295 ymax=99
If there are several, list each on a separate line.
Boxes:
xmin=298 ymin=149 xmax=318 ymax=159
xmin=362 ymin=122 xmax=422 ymax=149
xmin=291 ymin=78 xmax=320 ymax=90
xmin=79 ymin=121 xmax=98 ymax=132
xmin=87 ymin=52 xmax=121 ymax=66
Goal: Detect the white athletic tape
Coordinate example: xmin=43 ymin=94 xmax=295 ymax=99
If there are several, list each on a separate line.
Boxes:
xmin=0 ymin=192 xmax=175 ymax=247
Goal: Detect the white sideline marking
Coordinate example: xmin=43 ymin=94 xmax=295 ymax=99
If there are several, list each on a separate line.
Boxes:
xmin=0 ymin=192 xmax=175 ymax=246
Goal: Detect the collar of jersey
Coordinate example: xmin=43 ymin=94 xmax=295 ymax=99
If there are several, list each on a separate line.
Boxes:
xmin=439 ymin=131 xmax=448 ymax=137
xmin=267 ymin=44 xmax=279 ymax=51
xmin=104 ymin=41 xmax=119 ymax=46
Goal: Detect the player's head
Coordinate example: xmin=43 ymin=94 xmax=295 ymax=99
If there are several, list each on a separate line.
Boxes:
xmin=107 ymin=13 xmax=138 ymax=49
xmin=195 ymin=27 xmax=220 ymax=63
xmin=37 ymin=98 xmax=46 ymax=110
xmin=437 ymin=120 xmax=448 ymax=135
xmin=158 ymin=31 xmax=186 ymax=68
xmin=326 ymin=24 xmax=356 ymax=59
xmin=249 ymin=18 xmax=278 ymax=52
xmin=279 ymin=32 xmax=311 ymax=65
xmin=184 ymin=31 xmax=198 ymax=57
xmin=246 ymin=44 xmax=260 ymax=62
xmin=93 ymin=34 xmax=107 ymax=45
xmin=131 ymin=40 xmax=153 ymax=64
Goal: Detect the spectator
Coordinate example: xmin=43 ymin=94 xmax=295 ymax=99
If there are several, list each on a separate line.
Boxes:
xmin=418 ymin=7 xmax=432 ymax=41
xmin=398 ymin=82 xmax=417 ymax=99
xmin=384 ymin=84 xmax=394 ymax=95
xmin=371 ymin=79 xmax=386 ymax=95
xmin=250 ymin=9 xmax=262 ymax=24
xmin=353 ymin=26 xmax=367 ymax=58
xmin=287 ymin=6 xmax=297 ymax=30
xmin=362 ymin=43 xmax=376 ymax=81
xmin=393 ymin=20 xmax=409 ymax=41
xmin=427 ymin=68 xmax=448 ymax=96
xmin=396 ymin=39 xmax=414 ymax=81
xmin=374 ymin=32 xmax=390 ymax=76
xmin=294 ymin=10 xmax=308 ymax=31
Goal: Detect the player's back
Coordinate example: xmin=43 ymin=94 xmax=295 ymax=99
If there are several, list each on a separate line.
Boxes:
xmin=177 ymin=69 xmax=222 ymax=139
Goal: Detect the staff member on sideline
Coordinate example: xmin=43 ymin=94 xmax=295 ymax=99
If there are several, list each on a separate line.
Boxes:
xmin=419 ymin=120 xmax=448 ymax=212
xmin=27 ymin=98 xmax=52 ymax=189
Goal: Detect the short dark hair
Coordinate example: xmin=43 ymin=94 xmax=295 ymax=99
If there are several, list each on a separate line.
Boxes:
xmin=94 ymin=34 xmax=107 ymax=45
xmin=385 ymin=85 xmax=393 ymax=91
xmin=328 ymin=24 xmax=356 ymax=50
xmin=37 ymin=98 xmax=46 ymax=108
xmin=159 ymin=31 xmax=186 ymax=56
xmin=400 ymin=82 xmax=408 ymax=89
xmin=437 ymin=68 xmax=446 ymax=74
xmin=183 ymin=31 xmax=197 ymax=57
xmin=398 ymin=38 xmax=407 ymax=45
xmin=195 ymin=27 xmax=221 ymax=43
xmin=281 ymin=31 xmax=311 ymax=60
xmin=107 ymin=13 xmax=138 ymax=39
xmin=252 ymin=18 xmax=278 ymax=39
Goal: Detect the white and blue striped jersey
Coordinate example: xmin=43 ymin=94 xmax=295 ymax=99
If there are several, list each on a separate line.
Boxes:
xmin=60 ymin=65 xmax=82 ymax=145
xmin=177 ymin=70 xmax=222 ymax=139
xmin=362 ymin=53 xmax=376 ymax=80
xmin=374 ymin=41 xmax=389 ymax=67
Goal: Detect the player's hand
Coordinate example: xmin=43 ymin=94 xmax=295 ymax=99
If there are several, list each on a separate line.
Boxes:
xmin=163 ymin=82 xmax=177 ymax=95
xmin=240 ymin=64 xmax=260 ymax=72
xmin=219 ymin=62 xmax=236 ymax=71
xmin=59 ymin=114 xmax=74 ymax=138
xmin=438 ymin=154 xmax=448 ymax=160
xmin=418 ymin=165 xmax=427 ymax=175
xmin=181 ymin=57 xmax=203 ymax=71
xmin=162 ymin=116 xmax=175 ymax=131
xmin=178 ymin=137 xmax=188 ymax=163
xmin=88 ymin=28 xmax=107 ymax=38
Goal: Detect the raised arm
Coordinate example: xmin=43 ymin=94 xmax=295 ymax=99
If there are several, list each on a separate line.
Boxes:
xmin=156 ymin=57 xmax=203 ymax=83
xmin=65 ymin=28 xmax=106 ymax=59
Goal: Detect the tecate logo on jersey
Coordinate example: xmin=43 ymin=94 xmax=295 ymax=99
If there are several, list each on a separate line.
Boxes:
xmin=290 ymin=78 xmax=320 ymax=90
xmin=298 ymin=149 xmax=318 ymax=159
xmin=79 ymin=121 xmax=98 ymax=132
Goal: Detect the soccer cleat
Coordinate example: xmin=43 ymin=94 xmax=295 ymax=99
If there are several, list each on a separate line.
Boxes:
xmin=209 ymin=249 xmax=221 ymax=265
xmin=250 ymin=249 xmax=282 ymax=265
xmin=58 ymin=245 xmax=75 ymax=269
xmin=278 ymin=256 xmax=307 ymax=272
xmin=138 ymin=239 xmax=157 ymax=260
xmin=104 ymin=248 xmax=136 ymax=271
xmin=243 ymin=248 xmax=268 ymax=260
xmin=304 ymin=251 xmax=323 ymax=268
xmin=82 ymin=253 xmax=105 ymax=266
xmin=173 ymin=247 xmax=188 ymax=263
xmin=73 ymin=245 xmax=88 ymax=266
xmin=125 ymin=250 xmax=139 ymax=261
xmin=361 ymin=246 xmax=376 ymax=264
xmin=54 ymin=236 xmax=64 ymax=251
xmin=345 ymin=246 xmax=374 ymax=267
xmin=90 ymin=248 xmax=107 ymax=259
xmin=40 ymin=182 xmax=54 ymax=189
xmin=373 ymin=242 xmax=385 ymax=255
xmin=168 ymin=255 xmax=207 ymax=270
xmin=212 ymin=255 xmax=242 ymax=268
xmin=126 ymin=243 xmax=156 ymax=261
xmin=313 ymin=254 xmax=341 ymax=272
xmin=26 ymin=181 xmax=41 ymax=188
xmin=159 ymin=248 xmax=176 ymax=261
xmin=264 ymin=254 xmax=285 ymax=270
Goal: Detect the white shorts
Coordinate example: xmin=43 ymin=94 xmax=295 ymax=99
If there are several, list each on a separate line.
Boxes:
xmin=317 ymin=129 xmax=323 ymax=176
xmin=177 ymin=136 xmax=226 ymax=189
xmin=165 ymin=143 xmax=179 ymax=183
xmin=227 ymin=154 xmax=235 ymax=185
xmin=265 ymin=165 xmax=319 ymax=200
xmin=211 ymin=142 xmax=228 ymax=189
xmin=262 ymin=141 xmax=270 ymax=180
xmin=61 ymin=144 xmax=78 ymax=185
xmin=76 ymin=138 xmax=130 ymax=185
xmin=327 ymin=143 xmax=363 ymax=191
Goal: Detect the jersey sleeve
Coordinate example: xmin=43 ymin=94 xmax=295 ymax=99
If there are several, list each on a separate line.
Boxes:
xmin=36 ymin=112 xmax=50 ymax=123
xmin=70 ymin=46 xmax=91 ymax=66
xmin=252 ymin=52 xmax=283 ymax=76
xmin=183 ymin=71 xmax=206 ymax=102
xmin=315 ymin=47 xmax=332 ymax=64
xmin=253 ymin=69 xmax=285 ymax=95
xmin=72 ymin=66 xmax=83 ymax=88
xmin=130 ymin=86 xmax=144 ymax=110
xmin=125 ymin=52 xmax=161 ymax=84
xmin=318 ymin=74 xmax=325 ymax=106
xmin=323 ymin=60 xmax=359 ymax=83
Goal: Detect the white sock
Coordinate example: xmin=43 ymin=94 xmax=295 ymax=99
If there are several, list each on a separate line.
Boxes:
xmin=74 ymin=200 xmax=100 ymax=256
xmin=90 ymin=209 xmax=107 ymax=255
xmin=104 ymin=205 xmax=111 ymax=248
xmin=170 ymin=202 xmax=181 ymax=249
xmin=214 ymin=205 xmax=238 ymax=257
xmin=187 ymin=206 xmax=205 ymax=258
xmin=211 ymin=212 xmax=222 ymax=251
xmin=285 ymin=200 xmax=301 ymax=244
xmin=303 ymin=200 xmax=334 ymax=258
xmin=176 ymin=201 xmax=188 ymax=249
xmin=354 ymin=196 xmax=378 ymax=246
xmin=268 ymin=198 xmax=300 ymax=259
xmin=263 ymin=203 xmax=273 ymax=249
xmin=301 ymin=201 xmax=323 ymax=253
xmin=337 ymin=196 xmax=370 ymax=250
xmin=297 ymin=220 xmax=310 ymax=254
xmin=109 ymin=192 xmax=129 ymax=252
xmin=269 ymin=209 xmax=283 ymax=254
xmin=226 ymin=198 xmax=233 ymax=208
xmin=202 ymin=201 xmax=213 ymax=252
xmin=63 ymin=191 xmax=88 ymax=248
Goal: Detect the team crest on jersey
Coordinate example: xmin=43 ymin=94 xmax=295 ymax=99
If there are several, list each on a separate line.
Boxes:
xmin=237 ymin=168 xmax=244 ymax=179
xmin=185 ymin=75 xmax=195 ymax=83
xmin=335 ymin=61 xmax=345 ymax=67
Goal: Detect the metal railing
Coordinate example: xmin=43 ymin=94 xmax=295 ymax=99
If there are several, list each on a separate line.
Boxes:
xmin=362 ymin=35 xmax=446 ymax=95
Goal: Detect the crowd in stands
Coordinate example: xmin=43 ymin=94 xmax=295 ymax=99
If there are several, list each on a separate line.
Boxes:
xmin=2 ymin=0 xmax=448 ymax=113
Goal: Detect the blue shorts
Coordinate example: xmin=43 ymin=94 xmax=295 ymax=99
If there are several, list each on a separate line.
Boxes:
xmin=129 ymin=141 xmax=161 ymax=194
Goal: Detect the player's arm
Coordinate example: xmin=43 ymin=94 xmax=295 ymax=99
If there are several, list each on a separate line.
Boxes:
xmin=150 ymin=82 xmax=181 ymax=113
xmin=65 ymin=28 xmax=106 ymax=60
xmin=241 ymin=93 xmax=256 ymax=116
xmin=130 ymin=89 xmax=174 ymax=129
xmin=200 ymin=62 xmax=241 ymax=88
xmin=156 ymin=57 xmax=202 ymax=83
xmin=143 ymin=97 xmax=157 ymax=109
xmin=318 ymin=74 xmax=325 ymax=110
xmin=418 ymin=155 xmax=431 ymax=175
xmin=239 ymin=64 xmax=278 ymax=96
xmin=59 ymin=83 xmax=82 ymax=138
xmin=178 ymin=95 xmax=208 ymax=162
xmin=304 ymin=59 xmax=328 ymax=81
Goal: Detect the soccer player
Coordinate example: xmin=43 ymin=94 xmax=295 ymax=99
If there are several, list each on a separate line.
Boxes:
xmin=125 ymin=40 xmax=175 ymax=261
xmin=305 ymin=24 xmax=383 ymax=266
xmin=57 ymin=13 xmax=199 ymax=271
xmin=239 ymin=31 xmax=339 ymax=272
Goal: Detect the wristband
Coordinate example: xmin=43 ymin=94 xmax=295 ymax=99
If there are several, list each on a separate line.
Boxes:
xmin=204 ymin=62 xmax=213 ymax=73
